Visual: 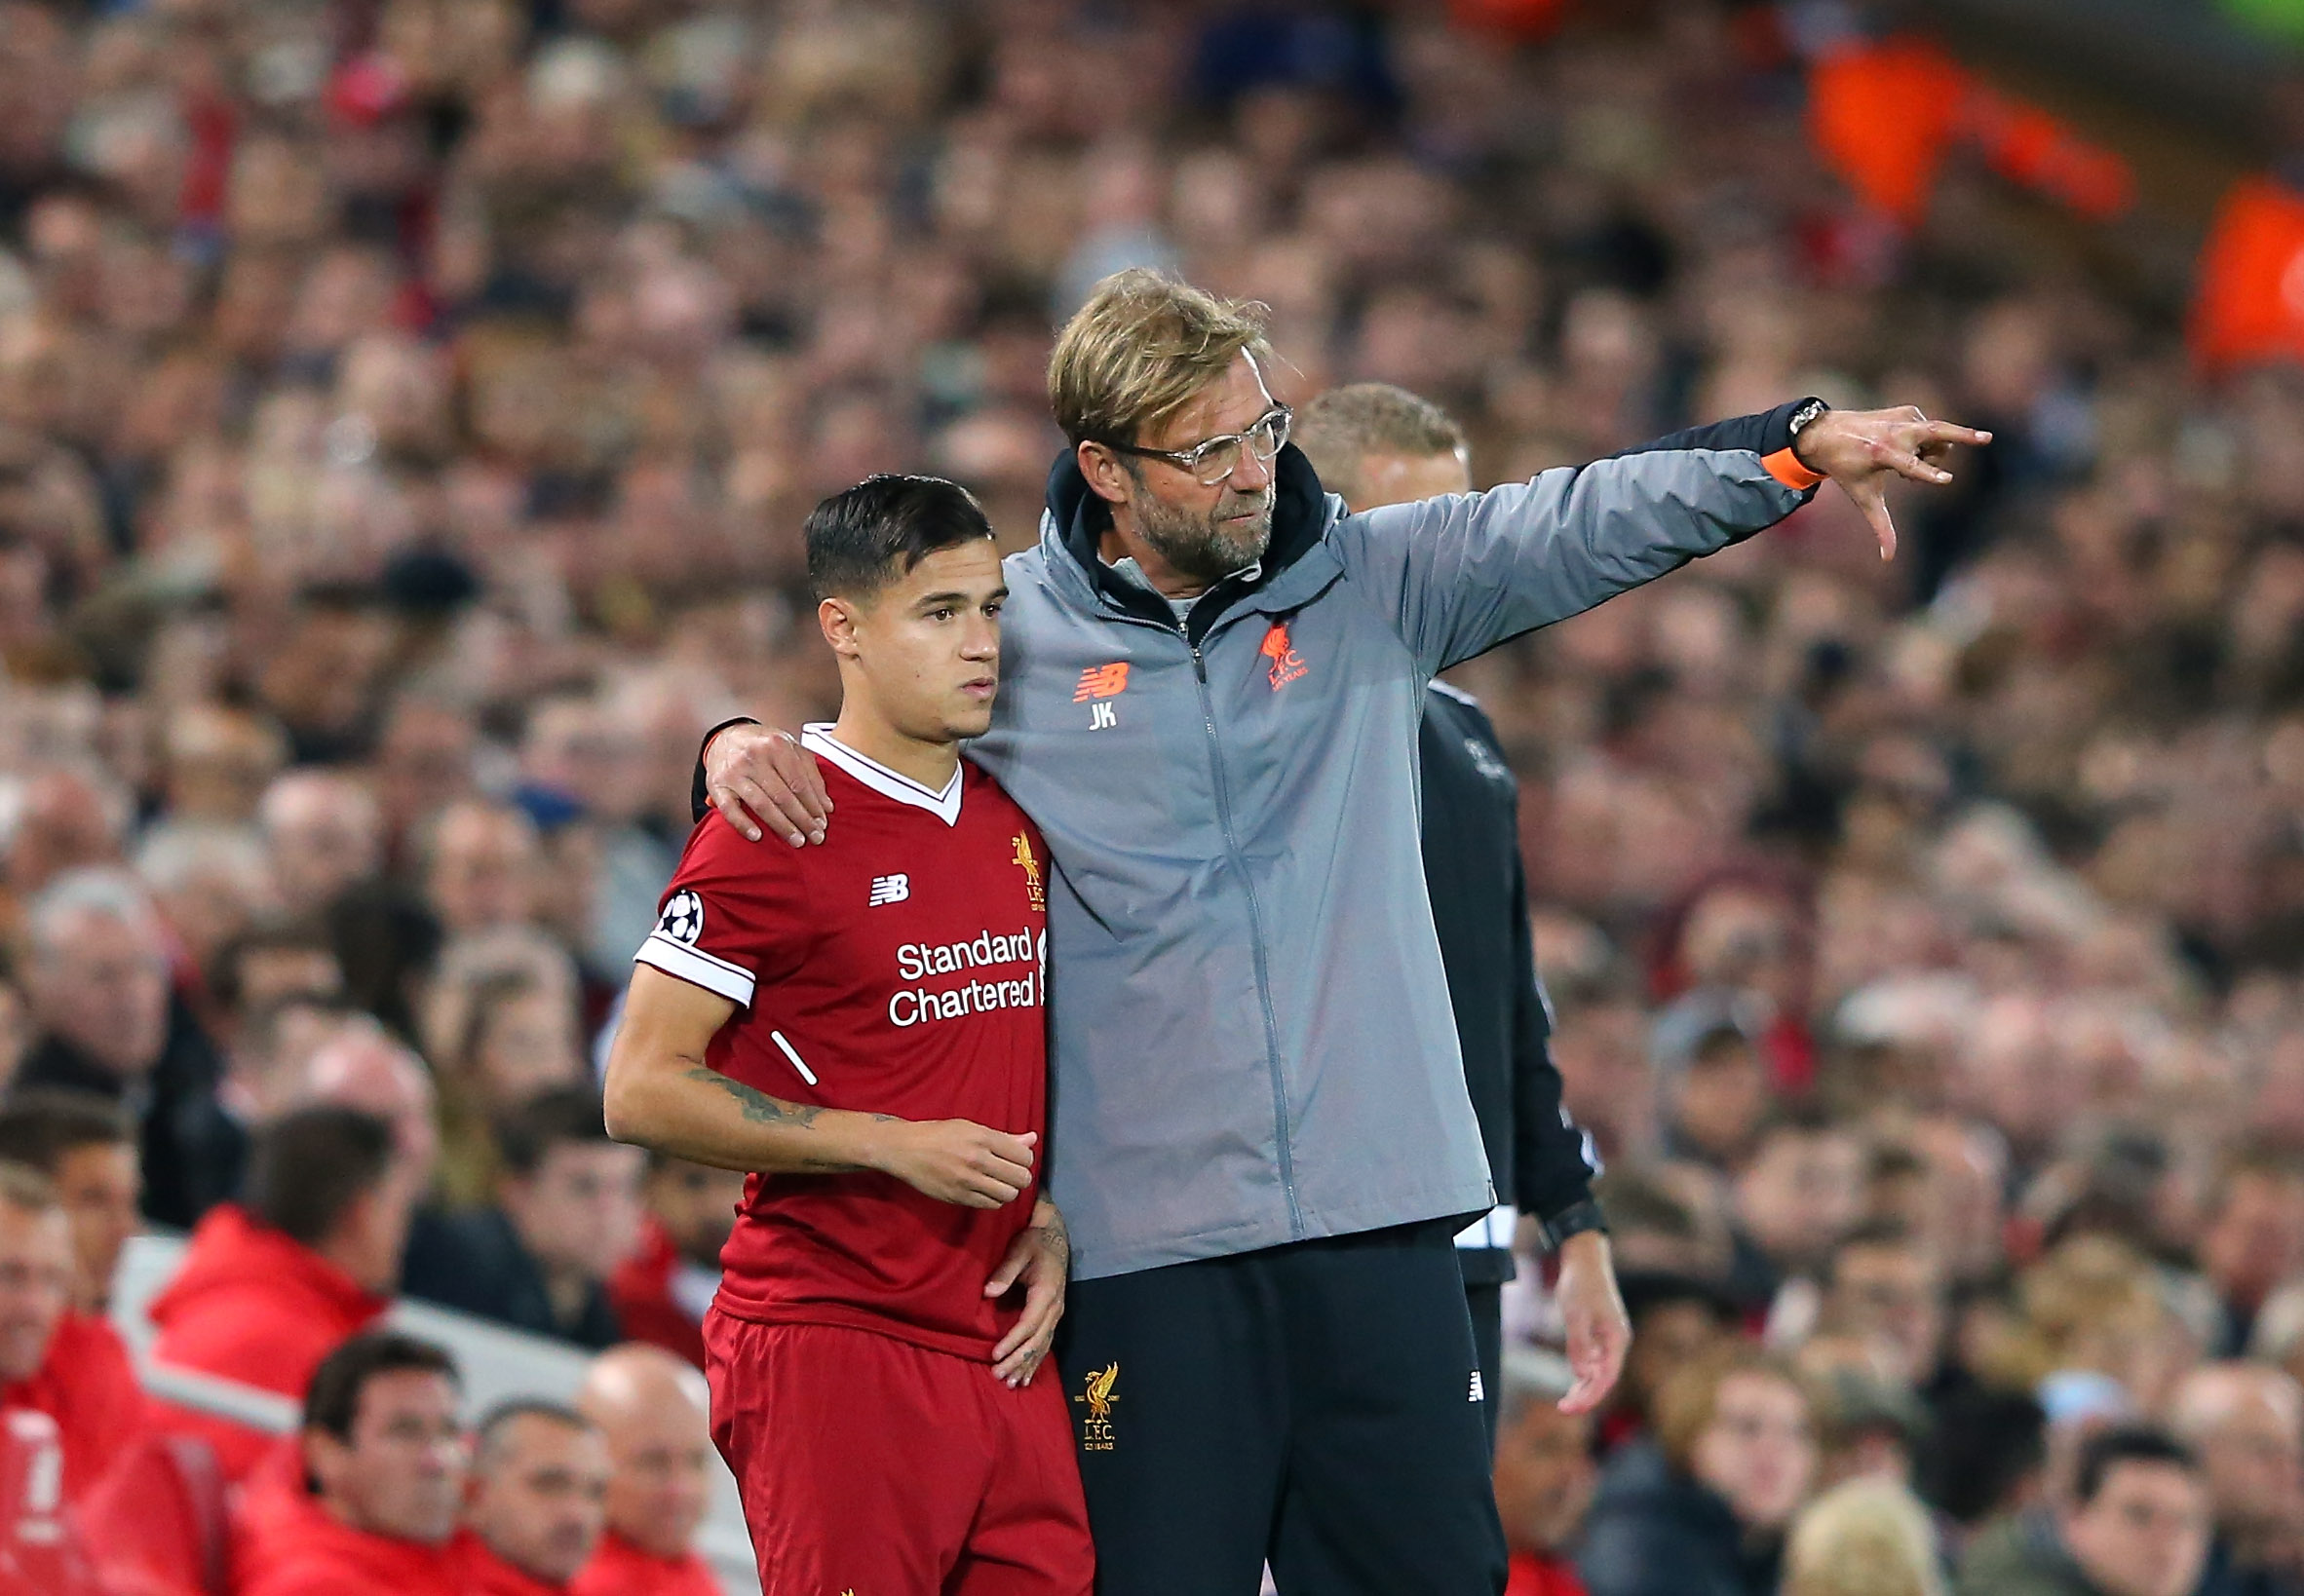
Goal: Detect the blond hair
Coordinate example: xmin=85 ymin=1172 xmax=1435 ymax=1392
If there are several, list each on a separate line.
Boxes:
xmin=1652 ymin=1343 xmax=1817 ymax=1474
xmin=1047 ymin=269 xmax=1272 ymax=448
xmin=1784 ymin=1479 xmax=1946 ymax=1596
xmin=1295 ymin=383 xmax=1467 ymax=504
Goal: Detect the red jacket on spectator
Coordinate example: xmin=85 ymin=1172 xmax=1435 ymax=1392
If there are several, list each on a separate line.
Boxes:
xmin=457 ymin=1533 xmax=572 ymax=1596
xmin=0 ymin=1309 xmax=142 ymax=1503
xmin=233 ymin=1468 xmax=463 ymax=1596
xmin=605 ymin=1218 xmax=707 ymax=1370
xmin=145 ymin=1204 xmax=389 ymax=1478
xmin=0 ymin=1410 xmax=111 ymax=1596
xmin=569 ymin=1531 xmax=721 ymax=1596
xmin=1507 ymin=1549 xmax=1591 ymax=1596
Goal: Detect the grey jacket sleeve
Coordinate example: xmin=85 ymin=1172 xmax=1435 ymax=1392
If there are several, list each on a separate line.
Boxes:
xmin=1331 ymin=402 xmax=1820 ymax=675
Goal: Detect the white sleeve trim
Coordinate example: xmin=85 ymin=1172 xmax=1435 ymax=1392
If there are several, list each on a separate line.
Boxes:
xmin=634 ymin=933 xmax=756 ymax=1007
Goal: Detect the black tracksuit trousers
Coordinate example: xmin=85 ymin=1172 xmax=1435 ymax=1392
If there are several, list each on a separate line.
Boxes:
xmin=1054 ymin=1218 xmax=1508 ymax=1595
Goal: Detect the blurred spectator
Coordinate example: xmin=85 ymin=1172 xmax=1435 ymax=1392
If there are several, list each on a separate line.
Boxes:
xmin=1729 ymin=1109 xmax=1866 ymax=1314
xmin=2199 ymin=1151 xmax=2304 ymax=1357
xmin=207 ymin=919 xmax=346 ymax=1052
xmin=235 ymin=1331 xmax=467 ymax=1596
xmin=1610 ymin=1266 xmax=1743 ymax=1437
xmin=1662 ymin=1018 xmax=1773 ymax=1171
xmin=299 ymin=1019 xmax=442 ymax=1183
xmin=1579 ymin=1345 xmax=1820 ymax=1596
xmin=421 ymin=799 xmax=543 ymax=938
xmin=606 ymin=1153 xmax=741 ymax=1371
xmin=133 ymin=820 xmax=278 ymax=983
xmin=258 ymin=772 xmax=384 ymax=920
xmin=1958 ymin=1427 xmax=2213 ymax=1596
xmin=0 ymin=766 xmax=130 ymax=925
xmin=402 ymin=1086 xmax=639 ymax=1349
xmin=0 ymin=1160 xmax=141 ymax=1503
xmin=160 ymin=703 xmax=288 ymax=826
xmin=460 ymin=1402 xmax=611 ymax=1594
xmin=1818 ymin=1221 xmax=1948 ymax=1394
xmin=1496 ymin=1347 xmax=1597 ymax=1596
xmin=422 ymin=930 xmax=586 ymax=1208
xmin=15 ymin=866 xmax=243 ymax=1226
xmin=0 ymin=1088 xmax=136 ymax=1312
xmin=1917 ymin=1389 xmax=2051 ymax=1553
xmin=1784 ymin=1478 xmax=1946 ymax=1596
xmin=571 ymin=1345 xmax=720 ymax=1596
xmin=2169 ymin=1364 xmax=2304 ymax=1596
xmin=147 ymin=1106 xmax=410 ymax=1478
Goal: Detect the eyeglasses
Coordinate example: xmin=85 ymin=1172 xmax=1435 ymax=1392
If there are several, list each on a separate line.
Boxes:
xmin=1101 ymin=405 xmax=1292 ymax=486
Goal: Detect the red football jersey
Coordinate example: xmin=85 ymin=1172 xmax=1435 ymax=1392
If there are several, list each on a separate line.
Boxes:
xmin=635 ymin=726 xmax=1051 ymax=1360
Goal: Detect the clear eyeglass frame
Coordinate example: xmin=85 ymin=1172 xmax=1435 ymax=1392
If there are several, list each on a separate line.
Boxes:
xmin=1104 ymin=405 xmax=1293 ymax=486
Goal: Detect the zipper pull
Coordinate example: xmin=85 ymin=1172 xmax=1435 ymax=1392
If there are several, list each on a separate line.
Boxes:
xmin=1190 ymin=644 xmax=1207 ymax=681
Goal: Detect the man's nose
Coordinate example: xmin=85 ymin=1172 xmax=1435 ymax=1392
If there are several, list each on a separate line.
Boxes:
xmin=1227 ymin=446 xmax=1274 ymax=492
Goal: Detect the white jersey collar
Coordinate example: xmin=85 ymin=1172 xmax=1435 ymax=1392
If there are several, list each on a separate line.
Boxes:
xmin=800 ymin=724 xmax=963 ymax=826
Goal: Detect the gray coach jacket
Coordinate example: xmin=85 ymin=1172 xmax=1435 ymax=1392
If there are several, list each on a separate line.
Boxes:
xmin=972 ymin=405 xmax=1820 ymax=1279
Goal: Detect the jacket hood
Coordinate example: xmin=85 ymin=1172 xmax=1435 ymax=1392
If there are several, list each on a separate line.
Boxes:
xmin=146 ymin=1203 xmax=385 ymax=1327
xmin=1041 ymin=441 xmax=1334 ymax=638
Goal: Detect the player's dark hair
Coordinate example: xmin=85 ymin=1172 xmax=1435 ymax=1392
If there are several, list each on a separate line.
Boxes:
xmin=804 ymin=474 xmax=995 ymax=602
xmin=0 ymin=1088 xmax=134 ymax=1172
xmin=496 ymin=1084 xmax=612 ymax=1178
xmin=2071 ymin=1425 xmax=2198 ymax=1507
xmin=247 ymin=1106 xmax=396 ymax=1247
xmin=304 ymin=1330 xmax=459 ymax=1441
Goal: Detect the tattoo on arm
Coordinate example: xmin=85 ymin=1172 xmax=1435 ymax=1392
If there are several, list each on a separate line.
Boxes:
xmin=1032 ymin=1204 xmax=1071 ymax=1270
xmin=687 ymin=1066 xmax=823 ymax=1127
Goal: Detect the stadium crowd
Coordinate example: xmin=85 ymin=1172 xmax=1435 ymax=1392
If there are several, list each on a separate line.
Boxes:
xmin=0 ymin=0 xmax=2302 ymax=1591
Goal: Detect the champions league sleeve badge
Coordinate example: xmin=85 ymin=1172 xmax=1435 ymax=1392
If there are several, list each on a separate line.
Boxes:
xmin=659 ymin=890 xmax=706 ymax=945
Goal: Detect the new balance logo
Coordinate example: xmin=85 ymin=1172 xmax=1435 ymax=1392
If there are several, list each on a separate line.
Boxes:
xmin=1469 ymin=1370 xmax=1485 ymax=1403
xmin=868 ymin=874 xmax=909 ymax=906
xmin=1073 ymin=663 xmax=1129 ymax=702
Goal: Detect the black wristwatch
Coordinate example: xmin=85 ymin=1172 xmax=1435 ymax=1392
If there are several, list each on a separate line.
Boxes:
xmin=1535 ymin=1197 xmax=1609 ymax=1255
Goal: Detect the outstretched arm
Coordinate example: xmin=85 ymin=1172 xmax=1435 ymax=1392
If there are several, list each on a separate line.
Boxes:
xmin=604 ymin=965 xmax=1038 ymax=1207
xmin=1338 ymin=399 xmax=1988 ymax=674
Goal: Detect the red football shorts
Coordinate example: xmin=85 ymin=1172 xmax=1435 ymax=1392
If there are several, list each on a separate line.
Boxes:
xmin=704 ymin=1312 xmax=1094 ymax=1596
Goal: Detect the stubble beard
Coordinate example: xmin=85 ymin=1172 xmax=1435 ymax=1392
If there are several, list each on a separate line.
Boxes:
xmin=1131 ymin=477 xmax=1274 ymax=591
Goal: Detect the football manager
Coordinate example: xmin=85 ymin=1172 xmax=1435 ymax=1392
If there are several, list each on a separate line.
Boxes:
xmin=699 ymin=268 xmax=1986 ymax=1595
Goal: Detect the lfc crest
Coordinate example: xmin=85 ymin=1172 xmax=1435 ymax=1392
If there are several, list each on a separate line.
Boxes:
xmin=1073 ymin=1361 xmax=1118 ymax=1452
xmin=1012 ymin=832 xmax=1046 ymax=911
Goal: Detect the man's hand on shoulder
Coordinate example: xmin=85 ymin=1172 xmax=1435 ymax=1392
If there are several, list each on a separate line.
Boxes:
xmin=706 ymin=723 xmax=833 ymax=846
xmin=1789 ymin=404 xmax=1992 ymax=562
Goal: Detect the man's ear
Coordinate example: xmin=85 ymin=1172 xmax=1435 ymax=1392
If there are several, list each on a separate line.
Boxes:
xmin=303 ymin=1426 xmax=347 ymax=1497
xmin=1077 ymin=440 xmax=1131 ymax=508
xmin=818 ymin=594 xmax=863 ymax=658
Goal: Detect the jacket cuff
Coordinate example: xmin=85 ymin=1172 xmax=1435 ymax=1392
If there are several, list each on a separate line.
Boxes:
xmin=1612 ymin=397 xmax=1826 ymax=477
xmin=1533 ymin=1197 xmax=1608 ymax=1254
xmin=690 ymin=717 xmax=763 ymax=824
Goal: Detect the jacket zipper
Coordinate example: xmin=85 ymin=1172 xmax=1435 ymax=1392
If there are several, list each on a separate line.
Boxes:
xmin=1189 ymin=631 xmax=1306 ymax=1240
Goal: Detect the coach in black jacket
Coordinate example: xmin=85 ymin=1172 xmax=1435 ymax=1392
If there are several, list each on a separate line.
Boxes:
xmin=1296 ymin=383 xmax=1609 ymax=1444
xmin=1420 ymin=678 xmax=1601 ymax=1432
